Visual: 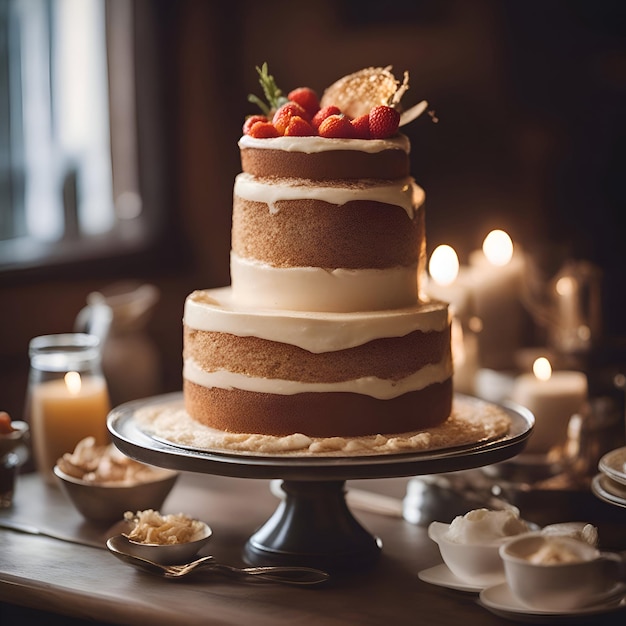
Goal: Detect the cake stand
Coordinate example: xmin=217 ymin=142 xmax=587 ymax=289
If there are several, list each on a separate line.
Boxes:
xmin=108 ymin=392 xmax=533 ymax=572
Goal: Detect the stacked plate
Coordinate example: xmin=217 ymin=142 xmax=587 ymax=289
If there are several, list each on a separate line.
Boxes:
xmin=592 ymin=447 xmax=626 ymax=509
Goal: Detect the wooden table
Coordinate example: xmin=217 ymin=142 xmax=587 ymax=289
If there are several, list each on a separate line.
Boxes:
xmin=0 ymin=471 xmax=624 ymax=625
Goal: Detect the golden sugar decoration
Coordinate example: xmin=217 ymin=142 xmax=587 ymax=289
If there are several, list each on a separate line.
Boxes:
xmin=320 ymin=66 xmax=410 ymax=119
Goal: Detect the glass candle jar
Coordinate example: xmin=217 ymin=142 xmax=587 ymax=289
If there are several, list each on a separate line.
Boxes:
xmin=27 ymin=333 xmax=111 ymax=485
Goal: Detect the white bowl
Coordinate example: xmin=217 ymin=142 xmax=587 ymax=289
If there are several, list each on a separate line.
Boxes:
xmin=499 ymin=532 xmax=626 ymax=611
xmin=428 ymin=520 xmax=511 ymax=587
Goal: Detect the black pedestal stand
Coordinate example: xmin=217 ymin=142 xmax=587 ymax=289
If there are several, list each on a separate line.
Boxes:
xmin=244 ymin=480 xmax=382 ymax=571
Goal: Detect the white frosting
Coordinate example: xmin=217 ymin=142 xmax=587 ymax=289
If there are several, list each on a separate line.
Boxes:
xmin=183 ymin=355 xmax=452 ymax=399
xmin=238 ymin=134 xmax=411 ymax=154
xmin=446 ymin=508 xmax=530 ymax=545
xmin=184 ymin=287 xmax=450 ymax=352
xmin=527 ymin=540 xmax=587 ymax=565
xmin=234 ymin=173 xmax=424 ymax=220
xmin=230 ymin=255 xmax=419 ymax=313
xmin=540 ymin=523 xmax=598 ymax=546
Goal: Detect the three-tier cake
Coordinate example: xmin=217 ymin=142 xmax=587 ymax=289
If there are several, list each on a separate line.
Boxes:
xmin=182 ymin=65 xmax=453 ymax=438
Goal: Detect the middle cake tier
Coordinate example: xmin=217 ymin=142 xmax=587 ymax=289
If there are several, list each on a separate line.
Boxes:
xmin=183 ymin=288 xmax=453 ymax=438
xmin=231 ymin=173 xmax=426 ymax=313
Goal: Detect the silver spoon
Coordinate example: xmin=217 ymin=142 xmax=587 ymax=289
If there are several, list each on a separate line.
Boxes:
xmin=106 ymin=536 xmax=329 ymax=585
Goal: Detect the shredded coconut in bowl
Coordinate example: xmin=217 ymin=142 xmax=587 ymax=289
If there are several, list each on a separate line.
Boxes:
xmin=57 ymin=437 xmax=171 ymax=485
xmin=123 ymin=509 xmax=207 ymax=545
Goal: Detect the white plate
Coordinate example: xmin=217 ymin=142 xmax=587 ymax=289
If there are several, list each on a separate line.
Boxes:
xmin=479 ymin=582 xmax=626 ymax=623
xmin=591 ymin=473 xmax=626 ymax=509
xmin=417 ymin=563 xmax=490 ymax=593
xmin=599 ymin=447 xmax=626 ymax=486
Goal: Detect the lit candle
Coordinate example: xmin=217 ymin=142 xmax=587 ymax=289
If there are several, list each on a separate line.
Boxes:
xmin=30 ymin=371 xmax=110 ymax=482
xmin=425 ymin=245 xmax=478 ymax=393
xmin=467 ymin=230 xmax=526 ymax=370
xmin=510 ymin=357 xmax=588 ymax=455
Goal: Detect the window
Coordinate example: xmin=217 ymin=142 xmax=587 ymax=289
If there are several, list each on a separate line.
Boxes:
xmin=0 ymin=0 xmax=158 ymax=273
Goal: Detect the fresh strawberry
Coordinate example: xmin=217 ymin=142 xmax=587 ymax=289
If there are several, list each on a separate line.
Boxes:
xmin=243 ymin=114 xmax=268 ymax=135
xmin=247 ymin=120 xmax=280 ymax=138
xmin=350 ymin=113 xmax=371 ymax=139
xmin=272 ymin=102 xmax=308 ymax=134
xmin=287 ymin=87 xmax=320 ymax=119
xmin=284 ymin=115 xmax=316 ymax=136
xmin=368 ymin=105 xmax=400 ymax=139
xmin=318 ymin=114 xmax=355 ymax=139
xmin=311 ymin=105 xmax=342 ymax=129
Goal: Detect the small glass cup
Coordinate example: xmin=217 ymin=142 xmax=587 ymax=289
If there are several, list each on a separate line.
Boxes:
xmin=0 ymin=420 xmax=30 ymax=508
xmin=26 ymin=334 xmax=111 ymax=486
xmin=0 ymin=452 xmax=19 ymax=507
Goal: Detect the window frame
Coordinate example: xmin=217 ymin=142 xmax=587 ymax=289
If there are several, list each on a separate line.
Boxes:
xmin=0 ymin=0 xmax=175 ymax=283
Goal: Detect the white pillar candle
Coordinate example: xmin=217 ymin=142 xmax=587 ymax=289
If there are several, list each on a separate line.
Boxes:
xmin=510 ymin=358 xmax=588 ymax=455
xmin=424 ymin=245 xmax=478 ymax=394
xmin=466 ymin=230 xmax=526 ymax=370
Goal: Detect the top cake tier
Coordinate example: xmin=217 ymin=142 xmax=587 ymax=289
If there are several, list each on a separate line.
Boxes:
xmin=239 ymin=134 xmax=411 ymax=180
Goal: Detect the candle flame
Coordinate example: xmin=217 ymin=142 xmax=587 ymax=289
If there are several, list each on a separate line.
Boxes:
xmin=533 ymin=357 xmax=552 ymax=382
xmin=468 ymin=316 xmax=483 ymax=334
xmin=64 ymin=371 xmax=82 ymax=395
xmin=482 ymin=230 xmax=513 ymax=267
xmin=428 ymin=245 xmax=459 ymax=286
xmin=555 ymin=276 xmax=576 ymax=296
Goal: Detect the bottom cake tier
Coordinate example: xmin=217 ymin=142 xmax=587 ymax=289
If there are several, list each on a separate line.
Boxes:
xmin=182 ymin=288 xmax=453 ymax=438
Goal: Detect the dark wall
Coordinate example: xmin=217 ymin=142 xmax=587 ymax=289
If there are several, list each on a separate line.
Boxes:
xmin=1 ymin=0 xmax=624 ymax=422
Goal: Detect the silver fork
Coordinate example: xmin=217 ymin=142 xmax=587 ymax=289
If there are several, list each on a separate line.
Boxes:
xmin=106 ymin=541 xmax=329 ymax=586
xmin=163 ymin=558 xmax=330 ymax=584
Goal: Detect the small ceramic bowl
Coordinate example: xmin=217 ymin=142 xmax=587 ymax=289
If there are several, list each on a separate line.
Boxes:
xmin=54 ymin=465 xmax=178 ymax=524
xmin=113 ymin=520 xmax=213 ymax=565
xmin=499 ymin=532 xmax=626 ymax=611
xmin=428 ymin=520 xmax=514 ymax=587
